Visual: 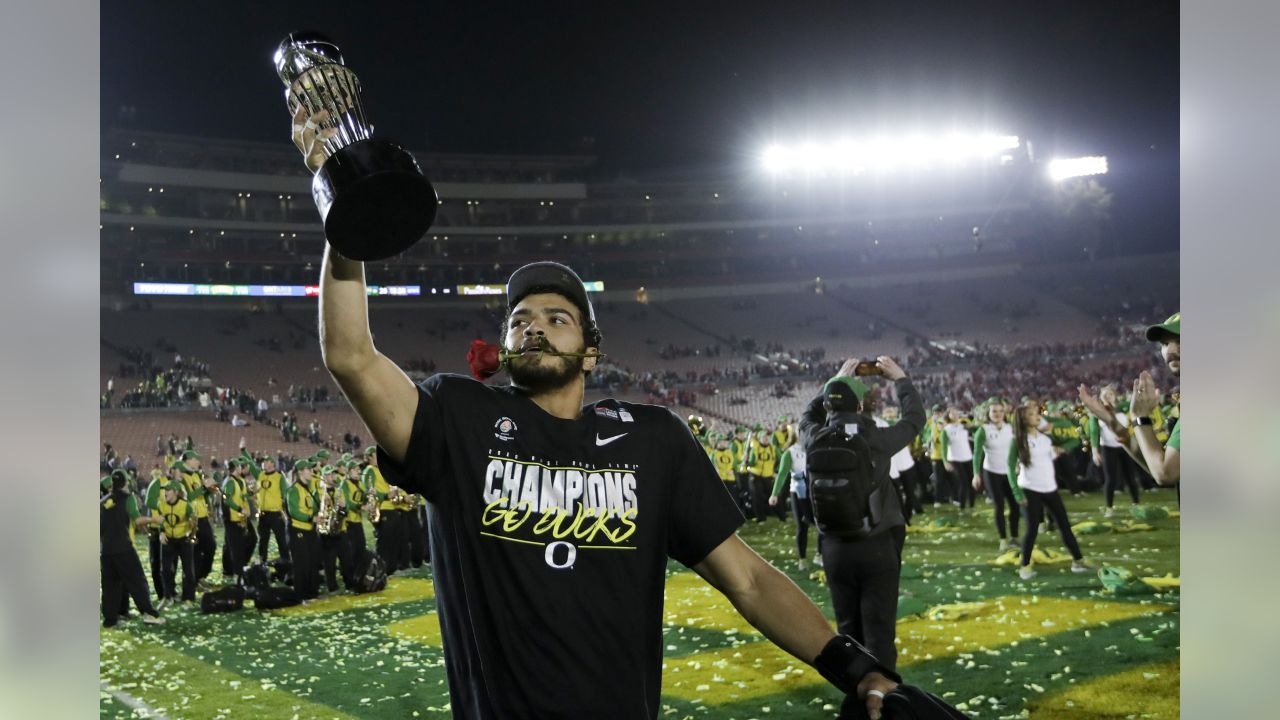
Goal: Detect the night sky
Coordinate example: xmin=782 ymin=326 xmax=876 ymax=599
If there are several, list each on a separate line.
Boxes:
xmin=102 ymin=0 xmax=1178 ymax=248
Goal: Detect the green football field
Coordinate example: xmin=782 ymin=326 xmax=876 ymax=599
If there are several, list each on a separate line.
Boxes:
xmin=100 ymin=491 xmax=1179 ymax=719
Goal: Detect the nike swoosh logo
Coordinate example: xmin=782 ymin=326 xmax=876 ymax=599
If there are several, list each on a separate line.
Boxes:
xmin=595 ymin=433 xmax=628 ymax=447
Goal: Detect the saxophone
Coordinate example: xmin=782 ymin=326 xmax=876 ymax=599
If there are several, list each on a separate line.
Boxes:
xmin=364 ymin=486 xmax=381 ymax=524
xmin=316 ymin=485 xmax=343 ymax=535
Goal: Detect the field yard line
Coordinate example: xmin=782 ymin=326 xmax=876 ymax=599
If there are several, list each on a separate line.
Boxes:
xmin=102 ymin=681 xmax=171 ymax=720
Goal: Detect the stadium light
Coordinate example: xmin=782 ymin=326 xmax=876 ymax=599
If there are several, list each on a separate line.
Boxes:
xmin=760 ymin=133 xmax=1020 ymax=175
xmin=1048 ymin=155 xmax=1108 ymax=181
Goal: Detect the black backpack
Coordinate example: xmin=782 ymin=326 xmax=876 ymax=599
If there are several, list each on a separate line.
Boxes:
xmin=351 ymin=550 xmax=388 ymax=594
xmin=267 ymin=557 xmax=292 ymax=584
xmin=254 ymin=585 xmax=301 ymax=610
xmin=200 ymin=585 xmax=245 ymax=614
xmin=805 ymin=424 xmax=878 ymax=540
xmin=243 ymin=562 xmax=272 ymax=598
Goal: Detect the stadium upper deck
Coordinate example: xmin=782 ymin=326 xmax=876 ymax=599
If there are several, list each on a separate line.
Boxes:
xmin=101 ymin=129 xmax=1038 ymax=294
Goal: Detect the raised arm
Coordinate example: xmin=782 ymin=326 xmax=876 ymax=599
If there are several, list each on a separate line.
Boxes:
xmin=870 ymin=356 xmax=925 ymax=456
xmin=239 ymin=448 xmax=261 ymax=477
xmin=799 ymin=393 xmax=827 ymax=448
xmin=1127 ymin=372 xmax=1181 ymax=485
xmin=290 ymin=108 xmax=421 ymax=463
xmin=318 ymin=247 xmax=420 ymax=462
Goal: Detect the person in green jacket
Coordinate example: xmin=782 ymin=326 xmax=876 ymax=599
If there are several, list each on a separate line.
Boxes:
xmin=768 ymin=444 xmax=818 ymax=570
xmin=286 ymin=460 xmax=321 ymax=600
xmin=972 ymin=398 xmax=1018 ymax=551
xmin=220 ymin=459 xmax=251 ymax=584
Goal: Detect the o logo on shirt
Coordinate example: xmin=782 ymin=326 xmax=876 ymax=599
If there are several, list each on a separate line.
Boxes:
xmin=544 ymin=540 xmax=576 ymax=570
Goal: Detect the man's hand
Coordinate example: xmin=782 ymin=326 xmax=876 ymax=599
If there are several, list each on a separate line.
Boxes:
xmin=290 ymin=106 xmax=339 ymax=174
xmin=944 ymin=461 xmax=955 ymax=473
xmin=1092 ymin=450 xmax=1102 ymax=467
xmin=857 ymin=670 xmax=899 ymax=720
xmin=768 ymin=495 xmax=779 ymax=507
xmin=1077 ymin=384 xmax=1113 ymax=424
xmin=1130 ymin=371 xmax=1160 ymax=417
xmin=875 ymin=356 xmax=907 ymax=381
xmin=972 ymin=475 xmax=983 ymax=492
xmin=159 ymin=534 xmax=168 ymax=546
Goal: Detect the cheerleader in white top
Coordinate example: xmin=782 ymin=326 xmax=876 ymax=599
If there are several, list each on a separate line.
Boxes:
xmin=972 ymin=398 xmax=1019 ymax=551
xmin=1009 ymin=402 xmax=1095 ymax=580
xmin=940 ymin=407 xmax=977 ymax=509
xmin=1087 ymin=385 xmax=1142 ymax=517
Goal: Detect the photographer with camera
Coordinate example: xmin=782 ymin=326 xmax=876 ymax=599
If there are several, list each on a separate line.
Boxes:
xmin=799 ymin=356 xmax=925 ymax=719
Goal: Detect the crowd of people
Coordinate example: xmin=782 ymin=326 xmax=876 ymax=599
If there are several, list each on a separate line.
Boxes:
xmin=99 ymin=438 xmax=428 ymax=624
xmin=100 ymin=255 xmax=1181 ymax=720
xmin=103 ymin=346 xmax=214 ymax=409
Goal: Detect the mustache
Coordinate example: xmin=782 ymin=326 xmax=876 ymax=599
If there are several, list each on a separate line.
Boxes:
xmin=1166 ymin=354 xmax=1181 ymax=363
xmin=514 ymin=336 xmax=604 ymax=361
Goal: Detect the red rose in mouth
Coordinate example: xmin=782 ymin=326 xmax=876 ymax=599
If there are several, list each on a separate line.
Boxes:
xmin=467 ymin=339 xmax=504 ymax=381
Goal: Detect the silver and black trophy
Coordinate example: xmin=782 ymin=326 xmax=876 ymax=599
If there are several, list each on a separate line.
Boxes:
xmin=274 ymin=31 xmax=437 ymax=261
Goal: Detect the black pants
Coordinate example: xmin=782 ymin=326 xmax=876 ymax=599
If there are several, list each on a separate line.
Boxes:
xmin=289 ymin=526 xmax=320 ymax=599
xmin=931 ymin=460 xmax=953 ymax=503
xmin=1020 ymin=489 xmax=1083 ymax=566
xmin=982 ymin=471 xmax=1019 ymax=540
xmin=223 ymin=521 xmax=247 ymax=581
xmin=193 ymin=516 xmax=216 ymax=581
xmin=822 ymin=526 xmax=906 ymax=671
xmin=824 ymin=527 xmax=906 ymax=719
xmin=342 ymin=521 xmax=366 ymax=586
xmin=773 ymin=480 xmax=791 ymax=521
xmin=243 ymin=519 xmax=258 ymax=566
xmin=1053 ymin=452 xmax=1081 ymax=494
xmin=721 ymin=480 xmax=743 ymax=515
xmin=319 ymin=531 xmax=348 ymax=592
xmin=258 ymin=510 xmax=290 ymax=563
xmin=1102 ymin=446 xmax=1141 ymax=508
xmin=374 ymin=509 xmax=405 ymax=574
xmin=951 ymin=463 xmax=976 ymax=508
xmin=748 ymin=473 xmax=774 ymax=522
xmin=160 ymin=537 xmax=196 ymax=601
xmin=147 ymin=531 xmax=164 ymax=601
xmin=406 ymin=508 xmax=426 ymax=568
xmin=791 ymin=495 xmax=820 ymax=559
xmin=898 ymin=462 xmax=924 ymax=517
xmin=735 ymin=473 xmax=755 ymax=517
xmin=102 ymin=550 xmax=158 ymax=626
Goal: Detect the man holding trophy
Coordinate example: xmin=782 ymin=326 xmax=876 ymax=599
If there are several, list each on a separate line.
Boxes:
xmin=279 ymin=31 xmax=905 ymax=720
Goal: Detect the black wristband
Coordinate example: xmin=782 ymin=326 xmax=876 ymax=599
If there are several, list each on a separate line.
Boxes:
xmin=812 ymin=634 xmax=902 ymax=696
xmin=1135 ymin=416 xmax=1154 ymax=427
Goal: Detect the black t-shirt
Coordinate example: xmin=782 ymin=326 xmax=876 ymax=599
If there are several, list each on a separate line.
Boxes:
xmin=378 ymin=374 xmax=744 ymax=720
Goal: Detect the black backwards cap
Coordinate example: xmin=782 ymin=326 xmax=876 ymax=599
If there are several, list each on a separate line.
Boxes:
xmin=506 ymin=262 xmax=601 ymax=347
